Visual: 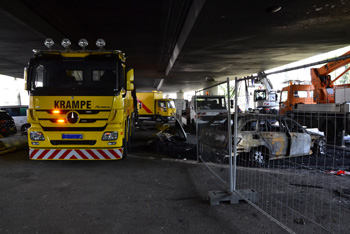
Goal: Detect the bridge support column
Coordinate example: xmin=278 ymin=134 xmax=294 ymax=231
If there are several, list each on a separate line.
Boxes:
xmin=176 ymin=90 xmax=184 ymax=99
xmin=204 ymin=77 xmax=218 ymax=95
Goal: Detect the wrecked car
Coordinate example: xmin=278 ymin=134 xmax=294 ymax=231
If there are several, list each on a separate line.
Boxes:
xmin=198 ymin=113 xmax=326 ymax=165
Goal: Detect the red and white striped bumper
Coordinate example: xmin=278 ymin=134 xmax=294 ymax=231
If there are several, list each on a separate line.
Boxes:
xmin=29 ymin=148 xmax=123 ymax=160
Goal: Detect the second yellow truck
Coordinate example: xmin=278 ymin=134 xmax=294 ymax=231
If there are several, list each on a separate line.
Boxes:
xmin=137 ymin=92 xmax=176 ymax=123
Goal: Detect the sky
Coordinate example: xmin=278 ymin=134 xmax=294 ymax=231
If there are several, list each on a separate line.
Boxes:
xmin=265 ymin=45 xmax=350 ymax=91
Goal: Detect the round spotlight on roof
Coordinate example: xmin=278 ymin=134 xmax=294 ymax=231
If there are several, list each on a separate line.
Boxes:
xmin=96 ymin=38 xmax=106 ymax=49
xmin=78 ymin=38 xmax=88 ymax=49
xmin=44 ymin=38 xmax=54 ymax=49
xmin=265 ymin=6 xmax=282 ymax=13
xmin=61 ymin=38 xmax=71 ymax=49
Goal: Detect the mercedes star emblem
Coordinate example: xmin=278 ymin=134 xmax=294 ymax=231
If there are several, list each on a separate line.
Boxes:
xmin=67 ymin=111 xmax=79 ymax=124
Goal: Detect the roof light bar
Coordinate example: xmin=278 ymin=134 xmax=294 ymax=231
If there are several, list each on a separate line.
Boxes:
xmin=43 ymin=38 xmax=108 ymax=50
xmin=44 ymin=38 xmax=54 ymax=49
xmin=78 ymin=38 xmax=88 ymax=49
xmin=96 ymin=38 xmax=106 ymax=49
xmin=61 ymin=38 xmax=71 ymax=49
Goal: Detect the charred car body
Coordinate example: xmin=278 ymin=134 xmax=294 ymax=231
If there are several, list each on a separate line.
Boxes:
xmin=199 ymin=113 xmax=326 ymax=165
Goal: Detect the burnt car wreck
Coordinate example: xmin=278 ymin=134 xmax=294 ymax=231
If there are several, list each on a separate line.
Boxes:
xmin=198 ymin=114 xmax=326 ymax=166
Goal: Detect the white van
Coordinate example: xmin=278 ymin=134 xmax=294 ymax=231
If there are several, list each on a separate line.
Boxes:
xmin=0 ymin=106 xmax=29 ymax=134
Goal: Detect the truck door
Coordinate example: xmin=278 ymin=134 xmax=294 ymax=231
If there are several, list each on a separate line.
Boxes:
xmin=284 ymin=118 xmax=311 ymax=156
xmin=279 ymin=89 xmax=289 ymax=115
xmin=157 ymin=100 xmax=166 ymax=116
xmin=259 ymin=118 xmax=288 ymax=156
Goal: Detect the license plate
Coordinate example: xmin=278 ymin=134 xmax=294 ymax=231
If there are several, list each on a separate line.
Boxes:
xmin=62 ymin=134 xmax=83 ymax=139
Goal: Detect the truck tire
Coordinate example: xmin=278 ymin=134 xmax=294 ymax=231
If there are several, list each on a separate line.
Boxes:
xmin=122 ymin=136 xmax=128 ymax=159
xmin=249 ymin=147 xmax=269 ymax=167
xmin=21 ymin=124 xmax=31 ymax=135
xmin=155 ymin=115 xmax=162 ymax=123
xmin=122 ymin=121 xmax=129 ymax=160
xmin=127 ymin=119 xmax=131 ymax=151
xmin=190 ymin=119 xmax=196 ymax=132
xmin=312 ymin=137 xmax=326 ymax=156
xmin=130 ymin=115 xmax=135 ymax=137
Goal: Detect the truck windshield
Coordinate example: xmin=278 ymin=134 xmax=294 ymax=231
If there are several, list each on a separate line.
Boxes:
xmin=281 ymin=91 xmax=288 ymax=102
xmin=254 ymin=90 xmax=266 ymax=101
xmin=196 ymin=97 xmax=226 ymax=110
xmin=30 ymin=60 xmax=118 ymax=91
xmin=167 ymin=100 xmax=175 ymax=108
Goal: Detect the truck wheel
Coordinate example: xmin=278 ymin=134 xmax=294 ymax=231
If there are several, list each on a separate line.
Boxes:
xmin=130 ymin=115 xmax=135 ymax=137
xmin=190 ymin=119 xmax=196 ymax=132
xmin=122 ymin=136 xmax=128 ymax=159
xmin=21 ymin=124 xmax=30 ymax=135
xmin=155 ymin=115 xmax=162 ymax=122
xmin=249 ymin=147 xmax=269 ymax=167
xmin=127 ymin=119 xmax=131 ymax=151
xmin=313 ymin=137 xmax=326 ymax=156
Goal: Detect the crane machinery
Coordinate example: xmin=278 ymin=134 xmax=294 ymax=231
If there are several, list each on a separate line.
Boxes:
xmin=279 ymin=49 xmax=350 ymax=145
xmin=253 ymin=72 xmax=279 ymax=114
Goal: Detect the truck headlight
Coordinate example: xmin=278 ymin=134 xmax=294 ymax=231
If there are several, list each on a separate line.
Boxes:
xmin=102 ymin=131 xmax=118 ymax=141
xmin=30 ymin=131 xmax=45 ymax=141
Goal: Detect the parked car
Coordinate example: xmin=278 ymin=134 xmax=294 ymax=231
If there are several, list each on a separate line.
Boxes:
xmin=0 ymin=106 xmax=30 ymax=134
xmin=0 ymin=110 xmax=17 ymax=137
xmin=199 ymin=113 xmax=326 ymax=165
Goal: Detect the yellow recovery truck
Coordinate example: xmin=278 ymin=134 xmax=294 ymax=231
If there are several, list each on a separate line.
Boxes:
xmin=24 ymin=38 xmax=136 ymax=160
xmin=137 ymin=92 xmax=176 ymax=123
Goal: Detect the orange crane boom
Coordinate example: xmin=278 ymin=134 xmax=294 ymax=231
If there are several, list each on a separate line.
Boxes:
xmin=311 ymin=50 xmax=350 ymax=103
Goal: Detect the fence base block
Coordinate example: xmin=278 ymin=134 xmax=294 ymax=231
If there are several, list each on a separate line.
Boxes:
xmin=208 ymin=189 xmax=258 ymax=205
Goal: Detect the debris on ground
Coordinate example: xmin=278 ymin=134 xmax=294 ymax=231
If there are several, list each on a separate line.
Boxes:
xmin=148 ymin=119 xmax=196 ymax=160
xmin=0 ymin=135 xmax=28 ymax=155
xmin=326 ymin=170 xmax=350 ymax=176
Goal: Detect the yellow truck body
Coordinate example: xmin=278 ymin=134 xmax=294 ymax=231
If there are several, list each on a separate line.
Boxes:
xmin=24 ymin=46 xmax=136 ymax=160
xmin=137 ymin=92 xmax=176 ymax=122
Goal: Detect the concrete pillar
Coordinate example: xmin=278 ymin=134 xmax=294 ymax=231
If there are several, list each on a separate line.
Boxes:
xmin=176 ymin=90 xmax=184 ymax=99
xmin=204 ymin=77 xmax=218 ymax=95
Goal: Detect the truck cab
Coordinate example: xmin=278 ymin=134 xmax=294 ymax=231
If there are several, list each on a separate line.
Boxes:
xmin=253 ymin=89 xmax=278 ymax=114
xmin=190 ymin=95 xmax=227 ymax=128
xmin=279 ymin=82 xmax=315 ymax=115
xmin=24 ymin=38 xmax=136 ymax=160
xmin=137 ymin=92 xmax=176 ymax=123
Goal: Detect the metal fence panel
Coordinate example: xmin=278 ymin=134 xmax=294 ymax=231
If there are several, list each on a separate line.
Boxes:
xmin=234 ymin=78 xmax=350 ymax=233
xmin=196 ymin=80 xmax=231 ymax=191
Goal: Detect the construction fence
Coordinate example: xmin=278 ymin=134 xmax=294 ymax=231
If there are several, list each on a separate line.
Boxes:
xmin=196 ymin=77 xmax=350 ymax=234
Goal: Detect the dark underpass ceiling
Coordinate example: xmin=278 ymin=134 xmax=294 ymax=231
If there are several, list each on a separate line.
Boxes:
xmin=1 ymin=0 xmax=350 ymax=93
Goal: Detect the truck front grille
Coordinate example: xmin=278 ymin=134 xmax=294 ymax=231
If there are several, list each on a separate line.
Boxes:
xmin=42 ymin=126 xmax=106 ymax=131
xmin=50 ymin=140 xmax=97 ymax=145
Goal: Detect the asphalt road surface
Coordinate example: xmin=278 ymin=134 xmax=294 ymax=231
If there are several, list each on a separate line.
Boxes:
xmin=0 ymin=123 xmax=287 ymax=234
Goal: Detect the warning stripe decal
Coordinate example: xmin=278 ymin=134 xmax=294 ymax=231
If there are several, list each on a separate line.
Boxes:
xmin=29 ymin=149 xmax=123 ymax=160
xmin=137 ymin=98 xmax=153 ymax=114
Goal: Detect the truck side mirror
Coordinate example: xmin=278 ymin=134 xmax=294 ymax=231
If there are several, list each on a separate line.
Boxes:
xmin=24 ymin=67 xmax=31 ymax=91
xmin=230 ymin=100 xmax=234 ymax=109
xmin=126 ymin=68 xmax=134 ymax=91
xmin=127 ymin=82 xmax=134 ymax=91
